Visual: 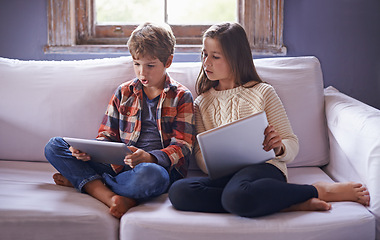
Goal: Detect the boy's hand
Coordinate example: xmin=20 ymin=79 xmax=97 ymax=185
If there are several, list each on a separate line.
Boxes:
xmin=124 ymin=146 xmax=157 ymax=168
xmin=69 ymin=146 xmax=91 ymax=161
xmin=263 ymin=125 xmax=284 ymax=156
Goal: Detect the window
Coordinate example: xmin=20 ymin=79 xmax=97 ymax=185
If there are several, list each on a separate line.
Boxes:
xmin=46 ymin=0 xmax=286 ymax=55
xmin=96 ymin=0 xmax=236 ymax=25
xmin=92 ymin=0 xmax=236 ymax=46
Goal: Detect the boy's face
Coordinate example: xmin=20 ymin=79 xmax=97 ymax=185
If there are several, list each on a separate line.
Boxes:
xmin=132 ymin=55 xmax=173 ymax=91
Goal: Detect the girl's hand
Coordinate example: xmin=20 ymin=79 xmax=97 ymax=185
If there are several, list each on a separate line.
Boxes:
xmin=124 ymin=146 xmax=157 ymax=168
xmin=69 ymin=146 xmax=91 ymax=161
xmin=263 ymin=125 xmax=284 ymax=156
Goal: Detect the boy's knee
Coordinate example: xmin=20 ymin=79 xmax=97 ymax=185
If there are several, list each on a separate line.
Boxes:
xmin=45 ymin=137 xmax=65 ymax=148
xmin=45 ymin=137 xmax=57 ymax=153
xmin=44 ymin=137 xmax=68 ymax=159
xmin=135 ymin=163 xmax=169 ymax=182
xmin=134 ymin=163 xmax=170 ymax=194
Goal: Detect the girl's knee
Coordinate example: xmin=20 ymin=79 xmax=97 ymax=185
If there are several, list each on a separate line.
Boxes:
xmin=222 ymin=187 xmax=246 ymax=215
xmin=168 ymin=179 xmax=194 ymax=210
xmin=221 ymin=186 xmax=263 ymax=217
xmin=169 ymin=179 xmax=189 ymax=197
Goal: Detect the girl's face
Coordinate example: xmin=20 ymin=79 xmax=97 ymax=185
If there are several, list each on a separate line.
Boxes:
xmin=202 ymin=37 xmax=234 ymax=88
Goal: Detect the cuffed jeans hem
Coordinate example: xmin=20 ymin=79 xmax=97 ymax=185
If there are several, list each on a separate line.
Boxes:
xmin=78 ymin=175 xmax=103 ymax=193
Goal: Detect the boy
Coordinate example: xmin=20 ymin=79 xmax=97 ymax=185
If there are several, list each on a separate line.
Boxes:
xmin=44 ymin=22 xmax=195 ymax=219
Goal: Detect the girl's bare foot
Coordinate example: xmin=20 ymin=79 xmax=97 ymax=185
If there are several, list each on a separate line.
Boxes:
xmin=313 ymin=182 xmax=370 ymax=206
xmin=283 ymin=198 xmax=331 ymax=212
xmin=109 ymin=195 xmax=137 ymax=219
xmin=53 ymin=173 xmax=74 ymax=187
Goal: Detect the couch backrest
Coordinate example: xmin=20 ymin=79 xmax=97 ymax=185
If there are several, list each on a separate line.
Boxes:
xmin=0 ymin=56 xmax=329 ymax=169
xmin=254 ymin=57 xmax=329 ymax=167
xmin=0 ymin=57 xmax=135 ymax=162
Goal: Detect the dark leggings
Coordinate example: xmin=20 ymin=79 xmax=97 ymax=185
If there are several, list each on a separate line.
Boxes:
xmin=169 ymin=163 xmax=318 ymax=218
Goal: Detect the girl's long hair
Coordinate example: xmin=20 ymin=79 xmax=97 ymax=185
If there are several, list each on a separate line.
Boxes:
xmin=196 ymin=22 xmax=263 ymax=95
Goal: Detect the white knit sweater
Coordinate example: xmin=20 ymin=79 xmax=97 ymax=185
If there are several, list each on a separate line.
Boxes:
xmin=194 ymin=83 xmax=299 ymax=179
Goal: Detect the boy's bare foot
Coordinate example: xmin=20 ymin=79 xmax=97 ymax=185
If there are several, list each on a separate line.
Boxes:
xmin=313 ymin=182 xmax=370 ymax=206
xmin=53 ymin=173 xmax=74 ymax=187
xmin=283 ymin=198 xmax=331 ymax=212
xmin=109 ymin=195 xmax=137 ymax=219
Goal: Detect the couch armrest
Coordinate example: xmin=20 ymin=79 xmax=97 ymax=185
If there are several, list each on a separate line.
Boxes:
xmin=323 ymin=86 xmax=380 ymax=216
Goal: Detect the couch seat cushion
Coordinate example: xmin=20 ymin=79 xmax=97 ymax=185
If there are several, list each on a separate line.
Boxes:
xmin=0 ymin=161 xmax=119 ymax=240
xmin=120 ymin=167 xmax=375 ymax=240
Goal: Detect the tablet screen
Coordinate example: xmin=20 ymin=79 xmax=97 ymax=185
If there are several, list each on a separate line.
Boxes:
xmin=63 ymin=137 xmax=131 ymax=165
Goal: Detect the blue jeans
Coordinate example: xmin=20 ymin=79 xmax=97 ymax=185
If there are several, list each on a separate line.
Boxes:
xmin=44 ymin=137 xmax=170 ymax=201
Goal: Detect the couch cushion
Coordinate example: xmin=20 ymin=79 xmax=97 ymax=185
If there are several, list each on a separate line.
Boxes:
xmin=254 ymin=56 xmax=329 ymax=167
xmin=0 ymin=57 xmax=135 ymax=162
xmin=120 ymin=167 xmax=374 ymax=240
xmin=0 ymin=160 xmax=119 ymax=240
xmin=167 ymin=61 xmax=200 ymax=99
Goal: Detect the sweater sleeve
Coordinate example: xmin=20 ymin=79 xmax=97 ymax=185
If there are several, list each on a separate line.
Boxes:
xmin=194 ymin=98 xmax=208 ymax=174
xmin=260 ymin=85 xmax=299 ymax=164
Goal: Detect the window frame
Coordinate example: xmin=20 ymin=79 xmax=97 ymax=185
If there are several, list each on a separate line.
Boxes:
xmin=45 ymin=0 xmax=286 ymax=55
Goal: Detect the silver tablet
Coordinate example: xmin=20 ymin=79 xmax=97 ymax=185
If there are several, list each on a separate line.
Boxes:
xmin=197 ymin=111 xmax=275 ymax=179
xmin=63 ymin=137 xmax=131 ymax=165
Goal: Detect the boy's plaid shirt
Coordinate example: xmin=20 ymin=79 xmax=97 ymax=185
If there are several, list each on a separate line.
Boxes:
xmin=96 ymin=74 xmax=195 ymax=178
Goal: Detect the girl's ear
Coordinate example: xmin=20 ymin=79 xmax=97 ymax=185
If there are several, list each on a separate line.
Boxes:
xmin=165 ymin=55 xmax=174 ymax=68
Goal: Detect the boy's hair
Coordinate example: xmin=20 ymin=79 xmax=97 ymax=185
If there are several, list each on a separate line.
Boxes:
xmin=127 ymin=22 xmax=176 ymax=64
xmin=196 ymin=22 xmax=263 ymax=95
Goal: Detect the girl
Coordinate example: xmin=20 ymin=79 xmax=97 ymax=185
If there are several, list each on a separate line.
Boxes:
xmin=168 ymin=22 xmax=370 ymax=218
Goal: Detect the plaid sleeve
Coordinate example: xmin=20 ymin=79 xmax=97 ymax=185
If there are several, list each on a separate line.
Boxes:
xmin=96 ymin=85 xmax=123 ymax=142
xmin=160 ymin=88 xmax=195 ymax=178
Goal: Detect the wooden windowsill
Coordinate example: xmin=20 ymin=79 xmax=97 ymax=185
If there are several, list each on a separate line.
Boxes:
xmin=44 ymin=44 xmax=286 ymax=56
xmin=44 ymin=44 xmax=203 ymax=55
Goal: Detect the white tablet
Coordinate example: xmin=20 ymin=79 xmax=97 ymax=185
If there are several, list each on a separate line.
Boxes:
xmin=63 ymin=137 xmax=131 ymax=165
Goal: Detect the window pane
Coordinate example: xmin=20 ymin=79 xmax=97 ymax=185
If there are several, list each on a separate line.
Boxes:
xmin=96 ymin=0 xmax=164 ymax=24
xmin=96 ymin=0 xmax=237 ymax=25
xmin=167 ymin=0 xmax=237 ymax=25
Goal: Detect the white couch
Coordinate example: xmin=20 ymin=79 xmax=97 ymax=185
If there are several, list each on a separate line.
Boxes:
xmin=1 ymin=56 xmax=379 ymax=240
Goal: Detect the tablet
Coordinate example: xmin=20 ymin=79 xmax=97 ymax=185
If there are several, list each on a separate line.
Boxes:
xmin=63 ymin=137 xmax=131 ymax=165
xmin=197 ymin=111 xmax=275 ymax=179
